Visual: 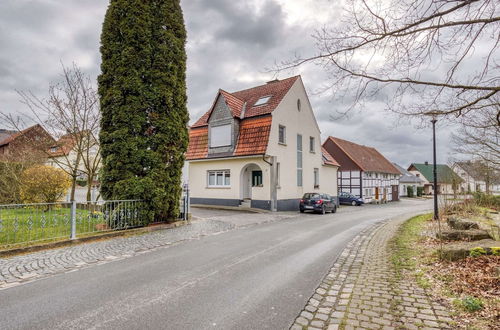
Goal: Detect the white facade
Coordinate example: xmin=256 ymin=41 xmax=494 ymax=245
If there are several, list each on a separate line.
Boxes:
xmin=188 ymin=77 xmax=339 ymax=211
xmin=338 ymin=171 xmax=399 ymax=203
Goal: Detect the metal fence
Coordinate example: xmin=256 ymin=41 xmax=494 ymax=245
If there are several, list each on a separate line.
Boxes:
xmin=0 ymin=191 xmax=190 ymax=249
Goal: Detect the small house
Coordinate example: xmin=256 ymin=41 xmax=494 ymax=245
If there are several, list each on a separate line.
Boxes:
xmin=407 ymin=162 xmax=462 ymax=195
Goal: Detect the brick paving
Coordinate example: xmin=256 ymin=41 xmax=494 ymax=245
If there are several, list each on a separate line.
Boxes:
xmin=0 ymin=219 xmax=233 ymax=289
xmin=291 ymin=216 xmax=453 ymax=330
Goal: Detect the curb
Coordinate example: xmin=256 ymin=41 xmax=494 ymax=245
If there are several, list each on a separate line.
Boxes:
xmin=0 ymin=220 xmax=189 ymax=258
xmin=191 ymin=204 xmax=271 ymax=213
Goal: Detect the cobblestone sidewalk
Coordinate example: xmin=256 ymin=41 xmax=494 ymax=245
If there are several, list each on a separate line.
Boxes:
xmin=0 ymin=219 xmax=233 ymax=290
xmin=291 ymin=216 xmax=453 ymax=330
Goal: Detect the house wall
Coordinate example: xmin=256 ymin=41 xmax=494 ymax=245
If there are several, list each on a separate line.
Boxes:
xmin=399 ymin=182 xmax=423 ymax=197
xmin=321 ymin=165 xmax=339 ymax=203
xmin=189 ymin=157 xmax=271 ymax=207
xmin=267 ymin=78 xmax=328 ymax=202
xmin=338 ymin=170 xmax=399 ymax=202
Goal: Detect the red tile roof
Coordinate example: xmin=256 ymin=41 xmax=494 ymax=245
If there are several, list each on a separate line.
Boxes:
xmin=321 ymin=147 xmax=340 ymax=167
xmin=0 ymin=125 xmax=45 ymax=146
xmin=234 ymin=116 xmax=272 ymax=156
xmin=186 ymin=115 xmax=272 ymax=160
xmin=191 ymin=76 xmax=299 ymax=128
xmin=185 ymin=127 xmax=208 ymax=160
xmin=324 ymin=137 xmax=400 ymax=174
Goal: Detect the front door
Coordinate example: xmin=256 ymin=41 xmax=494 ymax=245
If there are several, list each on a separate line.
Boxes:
xmin=375 ymin=187 xmax=379 ymax=200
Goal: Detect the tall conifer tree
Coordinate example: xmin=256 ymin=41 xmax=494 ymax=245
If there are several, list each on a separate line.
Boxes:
xmin=98 ymin=0 xmax=188 ymax=222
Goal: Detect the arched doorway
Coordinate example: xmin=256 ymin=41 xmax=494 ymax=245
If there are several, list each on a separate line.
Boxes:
xmin=240 ymin=163 xmax=262 ymax=200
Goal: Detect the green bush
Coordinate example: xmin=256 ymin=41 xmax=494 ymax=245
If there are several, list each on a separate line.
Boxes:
xmin=469 ymin=247 xmax=487 ymax=257
xmin=460 ymin=296 xmax=484 ymax=312
xmin=407 ymin=186 xmax=414 ymax=198
xmin=473 ymin=192 xmax=500 ymax=209
xmin=76 ymin=179 xmax=87 ymax=187
xmin=491 ymin=247 xmax=500 ymax=256
xmin=417 ymin=186 xmax=423 ymax=197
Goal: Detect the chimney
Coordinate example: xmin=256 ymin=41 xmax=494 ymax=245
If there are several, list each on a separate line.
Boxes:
xmin=425 ymin=161 xmax=429 ymax=166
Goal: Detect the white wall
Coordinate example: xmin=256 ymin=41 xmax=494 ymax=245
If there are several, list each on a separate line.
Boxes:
xmin=189 ymin=157 xmax=270 ymax=201
xmin=267 ymin=78 xmax=327 ymax=199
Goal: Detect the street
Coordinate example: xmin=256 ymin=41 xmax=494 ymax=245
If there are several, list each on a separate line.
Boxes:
xmin=0 ymin=199 xmax=433 ymax=330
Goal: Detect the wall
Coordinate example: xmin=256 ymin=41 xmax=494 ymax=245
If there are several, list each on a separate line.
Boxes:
xmin=267 ymin=78 xmax=328 ymax=200
xmin=321 ymin=165 xmax=339 ymax=199
xmin=188 ymin=156 xmax=270 ymax=202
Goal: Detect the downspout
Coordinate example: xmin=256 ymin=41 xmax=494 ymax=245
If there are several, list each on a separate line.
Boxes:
xmin=263 ymin=154 xmax=277 ymax=212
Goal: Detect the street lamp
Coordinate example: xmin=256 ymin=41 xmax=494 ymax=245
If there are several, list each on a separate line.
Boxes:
xmin=431 ymin=118 xmax=439 ymax=220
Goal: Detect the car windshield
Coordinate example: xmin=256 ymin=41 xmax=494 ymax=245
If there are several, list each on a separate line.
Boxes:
xmin=303 ymin=193 xmax=321 ymax=199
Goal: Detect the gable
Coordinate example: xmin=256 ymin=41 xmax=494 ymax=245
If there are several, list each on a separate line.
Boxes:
xmin=208 ymin=94 xmax=232 ymax=123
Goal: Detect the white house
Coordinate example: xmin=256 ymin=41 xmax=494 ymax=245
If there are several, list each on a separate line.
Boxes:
xmin=186 ymin=76 xmax=340 ymax=211
xmin=454 ymin=161 xmax=494 ymax=194
xmin=408 ymin=162 xmax=462 ymax=195
xmin=393 ymin=163 xmax=424 ymax=197
xmin=322 ymin=137 xmax=401 ymax=203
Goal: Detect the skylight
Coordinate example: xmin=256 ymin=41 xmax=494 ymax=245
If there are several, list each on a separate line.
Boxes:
xmin=254 ymin=96 xmax=271 ymax=106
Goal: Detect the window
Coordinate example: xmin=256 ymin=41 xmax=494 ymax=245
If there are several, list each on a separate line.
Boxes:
xmin=207 ymin=170 xmax=230 ymax=187
xmin=252 ymin=170 xmax=263 ymax=187
xmin=309 ymin=137 xmax=315 ymax=153
xmin=210 ymin=124 xmax=231 ymax=147
xmin=278 ymin=125 xmax=286 ymax=144
xmin=50 ymin=147 xmax=58 ymax=153
xmin=276 ymin=162 xmax=281 ymax=187
xmin=314 ymin=168 xmax=319 ymax=188
xmin=297 ymin=99 xmax=301 ymax=111
xmin=297 ymin=134 xmax=303 ymax=186
xmin=254 ymin=96 xmax=271 ymax=106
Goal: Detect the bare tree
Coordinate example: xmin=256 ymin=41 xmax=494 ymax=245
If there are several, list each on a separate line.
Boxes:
xmin=452 ymin=100 xmax=500 ymax=167
xmin=1 ymin=64 xmax=101 ymax=201
xmin=278 ymin=0 xmax=499 ymax=123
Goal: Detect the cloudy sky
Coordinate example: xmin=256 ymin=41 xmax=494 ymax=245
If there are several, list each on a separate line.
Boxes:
xmin=0 ymin=0 xmax=454 ymax=167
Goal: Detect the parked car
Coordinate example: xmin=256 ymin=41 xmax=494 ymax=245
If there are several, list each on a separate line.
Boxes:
xmin=339 ymin=192 xmax=364 ymax=206
xmin=299 ymin=193 xmax=337 ymax=214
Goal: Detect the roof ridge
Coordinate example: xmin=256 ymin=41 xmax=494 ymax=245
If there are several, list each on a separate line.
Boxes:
xmin=230 ymin=75 xmax=300 ymax=95
xmin=327 ymin=136 xmax=366 ymax=171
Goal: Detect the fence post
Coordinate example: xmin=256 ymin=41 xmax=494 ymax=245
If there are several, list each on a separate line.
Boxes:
xmin=70 ymin=200 xmax=76 ymax=239
xmin=185 ymin=186 xmax=190 ymax=221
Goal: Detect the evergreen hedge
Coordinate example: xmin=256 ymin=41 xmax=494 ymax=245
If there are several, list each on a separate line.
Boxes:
xmin=98 ymin=0 xmax=188 ymax=223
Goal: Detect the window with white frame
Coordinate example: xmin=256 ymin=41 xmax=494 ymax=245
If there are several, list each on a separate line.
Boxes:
xmin=210 ymin=124 xmax=231 ymax=147
xmin=279 ymin=125 xmax=286 ymax=144
xmin=254 ymin=95 xmax=272 ymax=106
xmin=276 ymin=162 xmax=281 ymax=187
xmin=207 ymin=170 xmax=230 ymax=187
xmin=297 ymin=134 xmax=303 ymax=186
xmin=314 ymin=168 xmax=319 ymax=188
xmin=309 ymin=136 xmax=315 ymax=153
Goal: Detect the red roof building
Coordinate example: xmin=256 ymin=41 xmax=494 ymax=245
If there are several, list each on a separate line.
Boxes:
xmin=323 ymin=136 xmax=401 ymax=202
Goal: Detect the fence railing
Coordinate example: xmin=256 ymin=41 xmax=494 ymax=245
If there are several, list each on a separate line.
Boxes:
xmin=0 ymin=186 xmax=191 ymax=249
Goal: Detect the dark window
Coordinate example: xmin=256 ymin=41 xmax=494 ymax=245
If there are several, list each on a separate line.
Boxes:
xmin=279 ymin=125 xmax=286 ymax=144
xmin=252 ymin=170 xmax=263 ymax=187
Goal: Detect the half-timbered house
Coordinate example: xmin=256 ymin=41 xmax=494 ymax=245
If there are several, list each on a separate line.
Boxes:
xmin=322 ymin=137 xmax=401 ymax=203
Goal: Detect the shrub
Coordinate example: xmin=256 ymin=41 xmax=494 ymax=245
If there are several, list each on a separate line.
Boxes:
xmin=20 ymin=165 xmax=71 ymax=203
xmin=407 ymin=186 xmax=414 ymax=198
xmin=472 ymin=192 xmax=500 ymax=210
xmin=461 ymin=296 xmax=484 ymax=312
xmin=469 ymin=247 xmax=487 ymax=257
xmin=491 ymin=247 xmax=500 ymax=256
xmin=417 ymin=186 xmax=423 ymax=197
xmin=76 ymin=179 xmax=87 ymax=187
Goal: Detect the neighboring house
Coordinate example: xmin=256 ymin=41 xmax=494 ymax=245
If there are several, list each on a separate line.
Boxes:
xmin=407 ymin=162 xmax=462 ymax=195
xmin=47 ymin=132 xmax=99 ymax=181
xmin=322 ymin=137 xmax=401 ymax=203
xmin=454 ymin=161 xmax=487 ymax=193
xmin=186 ymin=75 xmax=340 ymax=211
xmin=393 ymin=163 xmax=424 ymax=197
xmin=0 ymin=124 xmax=54 ymax=161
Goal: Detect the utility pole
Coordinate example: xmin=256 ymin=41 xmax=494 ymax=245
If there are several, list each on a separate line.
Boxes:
xmin=431 ymin=118 xmax=439 ymax=220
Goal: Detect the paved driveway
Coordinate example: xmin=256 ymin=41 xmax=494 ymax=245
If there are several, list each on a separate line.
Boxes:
xmin=0 ymin=199 xmax=433 ymax=330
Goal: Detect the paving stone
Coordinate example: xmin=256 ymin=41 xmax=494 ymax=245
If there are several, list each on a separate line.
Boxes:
xmin=290 ymin=215 xmax=453 ymax=330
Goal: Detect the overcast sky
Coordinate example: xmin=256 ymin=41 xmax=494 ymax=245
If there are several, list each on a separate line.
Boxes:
xmin=0 ymin=0 xmax=454 ymax=167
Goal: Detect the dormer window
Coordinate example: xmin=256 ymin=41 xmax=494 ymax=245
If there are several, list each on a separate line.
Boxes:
xmin=210 ymin=124 xmax=231 ymax=147
xmin=254 ymin=96 xmax=271 ymax=106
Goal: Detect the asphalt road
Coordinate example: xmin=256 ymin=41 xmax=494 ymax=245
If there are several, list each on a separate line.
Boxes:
xmin=0 ymin=199 xmax=432 ymax=330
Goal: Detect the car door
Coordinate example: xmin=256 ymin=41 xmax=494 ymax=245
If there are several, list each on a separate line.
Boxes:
xmin=326 ymin=194 xmax=334 ymax=211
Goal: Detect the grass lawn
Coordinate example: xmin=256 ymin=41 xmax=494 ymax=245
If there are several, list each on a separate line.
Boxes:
xmin=0 ymin=206 xmax=107 ymax=248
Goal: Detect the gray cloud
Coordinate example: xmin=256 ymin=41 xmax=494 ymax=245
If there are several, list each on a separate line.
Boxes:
xmin=0 ymin=0 xmax=455 ymax=165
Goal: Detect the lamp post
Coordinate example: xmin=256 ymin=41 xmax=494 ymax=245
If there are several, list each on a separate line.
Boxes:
xmin=431 ymin=118 xmax=439 ymax=220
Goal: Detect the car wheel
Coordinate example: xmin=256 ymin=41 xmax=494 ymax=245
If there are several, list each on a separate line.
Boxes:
xmin=321 ymin=205 xmax=326 ymax=215
xmin=300 ymin=209 xmax=305 ymax=213
xmin=332 ymin=205 xmax=337 ymax=213
xmin=351 ymin=200 xmax=356 ymax=206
